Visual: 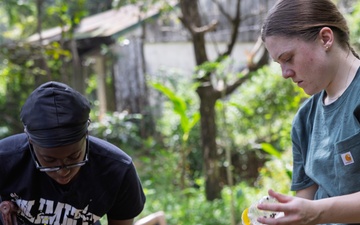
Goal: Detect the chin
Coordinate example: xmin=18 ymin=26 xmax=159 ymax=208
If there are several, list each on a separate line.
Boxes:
xmin=54 ymin=176 xmax=73 ymax=185
xmin=304 ymin=89 xmax=320 ymax=96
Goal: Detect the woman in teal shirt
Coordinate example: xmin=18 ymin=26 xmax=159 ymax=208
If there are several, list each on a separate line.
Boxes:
xmin=258 ymin=0 xmax=360 ymax=224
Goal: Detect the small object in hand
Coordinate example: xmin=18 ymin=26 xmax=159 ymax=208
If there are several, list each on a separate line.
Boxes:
xmin=241 ymin=196 xmax=284 ymax=225
xmin=0 ymin=201 xmax=19 ymax=225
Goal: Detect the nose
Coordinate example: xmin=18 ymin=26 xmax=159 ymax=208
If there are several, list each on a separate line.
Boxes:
xmin=281 ymin=64 xmax=294 ymax=79
xmin=55 ymin=159 xmax=72 ymax=175
xmin=56 ymin=166 xmax=71 ymax=175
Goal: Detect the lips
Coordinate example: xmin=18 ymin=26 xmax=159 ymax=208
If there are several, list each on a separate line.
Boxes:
xmin=293 ymin=80 xmax=303 ymax=86
xmin=55 ymin=175 xmax=73 ymax=184
xmin=49 ymin=168 xmax=81 ymax=185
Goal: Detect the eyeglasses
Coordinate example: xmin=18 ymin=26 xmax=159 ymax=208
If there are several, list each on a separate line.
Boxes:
xmin=29 ymin=136 xmax=89 ymax=172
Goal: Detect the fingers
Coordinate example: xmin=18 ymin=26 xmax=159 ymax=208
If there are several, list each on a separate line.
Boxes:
xmin=255 ymin=191 xmax=315 ymax=225
xmin=257 ymin=190 xmax=292 ymax=213
xmin=268 ymin=189 xmax=293 ymax=203
xmin=257 ymin=214 xmax=295 ymax=225
xmin=258 ymin=216 xmax=278 ymax=225
xmin=257 ymin=202 xmax=284 ymax=212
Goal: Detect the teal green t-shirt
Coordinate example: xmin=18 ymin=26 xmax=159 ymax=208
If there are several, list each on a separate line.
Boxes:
xmin=291 ymin=67 xmax=360 ymax=224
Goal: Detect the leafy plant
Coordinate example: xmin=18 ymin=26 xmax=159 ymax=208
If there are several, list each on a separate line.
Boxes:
xmin=150 ymin=80 xmax=200 ymax=188
xmin=347 ymin=1 xmax=360 ymax=51
xmin=89 ymin=111 xmax=143 ymax=151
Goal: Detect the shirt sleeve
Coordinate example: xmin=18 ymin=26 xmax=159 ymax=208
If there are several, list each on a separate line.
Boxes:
xmin=106 ymin=163 xmax=146 ymax=220
xmin=290 ymin=112 xmax=316 ymax=191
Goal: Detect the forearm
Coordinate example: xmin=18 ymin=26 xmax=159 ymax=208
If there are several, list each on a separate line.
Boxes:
xmin=108 ymin=218 xmax=134 ymax=225
xmin=296 ymin=184 xmax=318 ymax=199
xmin=315 ymin=192 xmax=360 ymax=224
xmin=258 ymin=189 xmax=360 ymax=225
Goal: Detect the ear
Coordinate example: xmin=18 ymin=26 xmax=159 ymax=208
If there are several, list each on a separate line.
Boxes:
xmin=24 ymin=128 xmax=33 ymax=144
xmin=27 ymin=136 xmax=34 ymax=145
xmin=319 ymin=27 xmax=334 ymax=50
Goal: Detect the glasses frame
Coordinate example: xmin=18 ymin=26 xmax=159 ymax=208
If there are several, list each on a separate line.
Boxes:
xmin=29 ymin=136 xmax=89 ymax=172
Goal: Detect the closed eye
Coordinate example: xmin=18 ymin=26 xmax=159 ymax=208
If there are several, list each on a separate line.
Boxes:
xmin=68 ymin=152 xmax=82 ymax=160
xmin=42 ymin=157 xmax=57 ymax=163
xmin=285 ymin=56 xmax=292 ymax=62
xmin=42 ymin=151 xmax=82 ymax=162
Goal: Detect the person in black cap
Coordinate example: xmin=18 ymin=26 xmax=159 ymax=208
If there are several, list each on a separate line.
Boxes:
xmin=0 ymin=81 xmax=146 ymax=225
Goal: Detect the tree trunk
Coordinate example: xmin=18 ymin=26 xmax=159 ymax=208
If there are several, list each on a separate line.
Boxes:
xmin=93 ymin=55 xmax=107 ymax=120
xmin=179 ymin=0 xmax=220 ymax=200
xmin=35 ymin=0 xmax=52 ymax=82
xmin=113 ymin=36 xmax=155 ymax=137
xmin=197 ymin=85 xmax=222 ymax=200
xmin=70 ymin=39 xmax=85 ymax=93
xmin=180 ymin=0 xmax=223 ymax=201
xmin=179 ymin=0 xmax=269 ymax=201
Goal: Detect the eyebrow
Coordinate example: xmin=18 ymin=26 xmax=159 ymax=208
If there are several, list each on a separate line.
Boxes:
xmin=35 ymin=138 xmax=86 ymax=158
xmin=275 ymin=52 xmax=285 ymax=62
xmin=40 ymin=150 xmax=83 ymax=159
xmin=276 ymin=50 xmax=294 ymax=63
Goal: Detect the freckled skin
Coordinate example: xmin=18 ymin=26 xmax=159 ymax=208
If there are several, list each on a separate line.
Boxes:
xmin=264 ymin=36 xmax=336 ymax=96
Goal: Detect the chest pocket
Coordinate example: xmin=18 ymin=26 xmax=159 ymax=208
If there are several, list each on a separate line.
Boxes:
xmin=334 ymin=131 xmax=360 ymax=195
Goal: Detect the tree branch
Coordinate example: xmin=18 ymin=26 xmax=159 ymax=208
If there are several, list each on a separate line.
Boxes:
xmin=222 ymin=0 xmax=241 ymax=57
xmin=211 ymin=0 xmax=232 ymax=23
xmin=179 ymin=0 xmax=218 ymax=35
xmin=192 ymin=20 xmax=218 ymax=34
xmin=211 ymin=0 xmax=241 ymax=59
xmin=224 ymin=36 xmax=269 ymax=96
xmin=179 ymin=17 xmax=218 ymax=35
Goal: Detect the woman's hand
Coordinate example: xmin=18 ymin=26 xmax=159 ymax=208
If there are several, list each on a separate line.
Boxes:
xmin=256 ymin=189 xmax=321 ymax=225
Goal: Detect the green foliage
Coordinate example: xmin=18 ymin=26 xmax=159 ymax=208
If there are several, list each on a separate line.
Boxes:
xmin=149 ymin=72 xmax=202 ymax=188
xmin=136 ymin=143 xmax=293 ymax=225
xmin=0 ymin=49 xmax=68 ymax=136
xmin=194 ymin=60 xmax=220 ymax=80
xmin=45 ymin=0 xmax=88 ymax=31
xmin=194 ymin=56 xmax=238 ymax=84
xmin=261 ymin=143 xmax=282 ymax=159
xmin=89 ymin=111 xmax=143 ymax=151
xmin=137 ymin=147 xmax=233 ymax=225
xmin=135 ymin=62 xmax=300 ymax=224
xmin=256 ymin=148 xmax=293 ymax=194
xmin=0 ymin=1 xmax=331 ymax=224
xmin=0 ymin=5 xmax=10 ymax=44
xmin=0 ymin=55 xmax=40 ymax=136
xmin=225 ymin=64 xmax=307 ymax=152
xmin=1 ymin=0 xmax=36 ymax=38
xmin=0 ymin=0 xmax=91 ymax=138
xmin=113 ymin=0 xmax=169 ymax=9
xmin=150 ymin=81 xmax=200 ymax=142
xmin=347 ymin=1 xmax=360 ymax=51
xmin=210 ymin=62 xmax=307 ymax=184
xmin=149 ymin=68 xmax=201 ymax=147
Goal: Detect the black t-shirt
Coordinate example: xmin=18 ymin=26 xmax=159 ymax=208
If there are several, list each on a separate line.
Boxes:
xmin=0 ymin=133 xmax=145 ymax=225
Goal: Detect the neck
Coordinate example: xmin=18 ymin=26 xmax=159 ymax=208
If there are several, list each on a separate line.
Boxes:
xmin=324 ymin=54 xmax=360 ymax=105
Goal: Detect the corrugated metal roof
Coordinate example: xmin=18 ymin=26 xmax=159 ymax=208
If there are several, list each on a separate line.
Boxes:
xmin=27 ymin=1 xmax=177 ymax=44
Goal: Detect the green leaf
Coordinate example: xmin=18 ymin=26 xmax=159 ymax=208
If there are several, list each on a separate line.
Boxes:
xmin=260 ymin=143 xmax=281 ymax=158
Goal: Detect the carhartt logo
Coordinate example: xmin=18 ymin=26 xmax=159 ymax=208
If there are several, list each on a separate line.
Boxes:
xmin=341 ymin=152 xmax=354 ymax=165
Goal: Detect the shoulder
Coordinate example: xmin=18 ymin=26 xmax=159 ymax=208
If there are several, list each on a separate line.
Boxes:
xmin=291 ymin=93 xmax=321 ymax=140
xmin=88 ymin=136 xmax=132 ymax=165
xmin=293 ymin=94 xmax=320 ymax=125
xmin=84 ymin=136 xmax=142 ymax=194
xmin=0 ymin=133 xmax=28 ymax=155
xmin=0 ymin=134 xmax=30 ymax=183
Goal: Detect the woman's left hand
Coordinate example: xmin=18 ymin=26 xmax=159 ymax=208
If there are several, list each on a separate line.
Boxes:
xmin=256 ymin=189 xmax=321 ymax=225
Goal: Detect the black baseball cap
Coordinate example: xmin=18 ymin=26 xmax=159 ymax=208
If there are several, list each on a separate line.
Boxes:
xmin=20 ymin=81 xmax=91 ymax=148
